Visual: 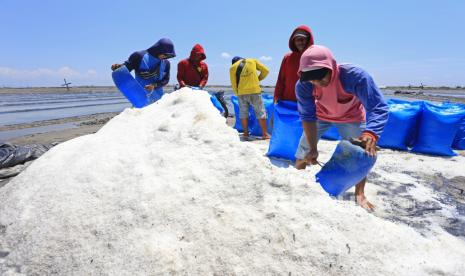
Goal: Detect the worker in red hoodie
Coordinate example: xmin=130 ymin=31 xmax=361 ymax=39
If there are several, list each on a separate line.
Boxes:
xmin=274 ymin=25 xmax=314 ymax=102
xmin=177 ymin=44 xmax=209 ymax=90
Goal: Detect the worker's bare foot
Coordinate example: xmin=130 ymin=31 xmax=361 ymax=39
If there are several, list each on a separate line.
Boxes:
xmin=295 ymin=159 xmax=307 ymax=170
xmin=261 ymin=133 xmax=271 ymax=140
xmin=356 ymin=195 xmax=375 ymax=211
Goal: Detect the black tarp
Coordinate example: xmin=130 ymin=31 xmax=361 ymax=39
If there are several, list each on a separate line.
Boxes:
xmin=0 ymin=143 xmax=54 ymax=170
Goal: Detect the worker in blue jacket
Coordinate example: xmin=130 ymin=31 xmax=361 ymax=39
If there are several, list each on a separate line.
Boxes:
xmin=111 ymin=38 xmax=176 ymax=103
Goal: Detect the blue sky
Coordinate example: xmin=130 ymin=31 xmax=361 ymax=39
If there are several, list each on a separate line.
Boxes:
xmin=1 ymin=0 xmax=464 ymax=87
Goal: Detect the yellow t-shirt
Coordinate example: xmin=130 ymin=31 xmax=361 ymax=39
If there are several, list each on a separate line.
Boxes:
xmin=229 ymin=58 xmax=269 ymax=95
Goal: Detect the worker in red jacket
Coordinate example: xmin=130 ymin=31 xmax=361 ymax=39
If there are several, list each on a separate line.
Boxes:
xmin=274 ymin=25 xmax=314 ymax=102
xmin=177 ymin=44 xmax=209 ymax=90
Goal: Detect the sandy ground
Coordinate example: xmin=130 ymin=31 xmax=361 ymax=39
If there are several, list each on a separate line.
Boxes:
xmin=393 ymin=91 xmax=465 ymax=104
xmin=3 ymin=112 xmax=119 ymax=145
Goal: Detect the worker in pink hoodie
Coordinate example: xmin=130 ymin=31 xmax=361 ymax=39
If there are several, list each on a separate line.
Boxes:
xmin=295 ymin=45 xmax=389 ymax=211
xmin=274 ymin=25 xmax=314 ymax=102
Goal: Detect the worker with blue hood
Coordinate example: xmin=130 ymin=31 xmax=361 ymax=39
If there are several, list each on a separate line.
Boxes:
xmin=111 ymin=38 xmax=176 ymax=103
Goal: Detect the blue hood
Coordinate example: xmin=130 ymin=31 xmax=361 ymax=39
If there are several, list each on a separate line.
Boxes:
xmin=147 ymin=38 xmax=176 ymax=58
xmin=231 ymin=56 xmax=243 ymax=64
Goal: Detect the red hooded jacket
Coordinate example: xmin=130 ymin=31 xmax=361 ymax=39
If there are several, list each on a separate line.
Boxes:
xmin=274 ymin=25 xmax=314 ymax=102
xmin=177 ymin=44 xmax=209 ymax=87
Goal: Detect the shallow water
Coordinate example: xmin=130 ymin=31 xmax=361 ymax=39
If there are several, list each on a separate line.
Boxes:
xmin=0 ymin=91 xmax=131 ymax=126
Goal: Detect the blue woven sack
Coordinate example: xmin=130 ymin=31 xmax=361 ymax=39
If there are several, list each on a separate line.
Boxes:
xmin=378 ymin=100 xmax=422 ymax=150
xmin=412 ymin=102 xmax=465 ymax=156
xmin=231 ymin=94 xmax=274 ymax=135
xmin=316 ymin=140 xmax=377 ymax=197
xmin=267 ymin=101 xmax=302 ymax=161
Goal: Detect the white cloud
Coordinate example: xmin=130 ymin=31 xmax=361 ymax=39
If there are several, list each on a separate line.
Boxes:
xmin=259 ymin=56 xmax=272 ymax=61
xmin=221 ymin=52 xmax=231 ymax=59
xmin=87 ymin=69 xmax=97 ymax=76
xmin=0 ymin=67 xmax=15 ymax=74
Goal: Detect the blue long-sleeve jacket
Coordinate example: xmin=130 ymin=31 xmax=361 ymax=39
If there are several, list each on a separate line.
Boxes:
xmin=295 ymin=64 xmax=389 ymax=137
xmin=124 ymin=51 xmax=170 ymax=88
xmin=123 ymin=38 xmax=175 ymax=89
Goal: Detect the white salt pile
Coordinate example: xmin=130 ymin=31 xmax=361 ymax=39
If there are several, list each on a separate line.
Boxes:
xmin=1 ymin=88 xmax=464 ymax=275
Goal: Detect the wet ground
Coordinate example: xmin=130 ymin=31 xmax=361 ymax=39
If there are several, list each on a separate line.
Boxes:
xmin=364 ymin=163 xmax=465 ymax=238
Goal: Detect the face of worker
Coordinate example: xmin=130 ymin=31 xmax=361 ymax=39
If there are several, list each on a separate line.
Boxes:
xmin=190 ymin=54 xmax=202 ymax=62
xmin=294 ymin=36 xmax=309 ymax=52
xmin=309 ymin=70 xmax=332 ymax=87
xmin=158 ymin=54 xmax=173 ymax=59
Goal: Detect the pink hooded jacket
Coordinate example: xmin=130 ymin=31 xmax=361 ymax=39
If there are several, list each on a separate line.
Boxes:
xmin=298 ymin=45 xmax=365 ymax=123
